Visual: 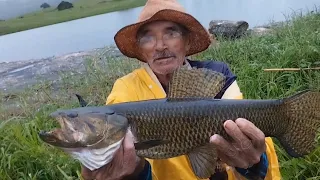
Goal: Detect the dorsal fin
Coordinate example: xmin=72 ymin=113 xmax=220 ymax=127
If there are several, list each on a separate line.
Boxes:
xmin=75 ymin=94 xmax=88 ymax=107
xmin=167 ymin=66 xmax=226 ymax=99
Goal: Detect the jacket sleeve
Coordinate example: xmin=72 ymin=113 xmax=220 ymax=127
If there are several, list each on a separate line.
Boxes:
xmin=136 ymin=160 xmax=153 ymax=180
xmin=223 ymin=82 xmax=281 ymax=180
xmin=106 ymin=79 xmax=138 ymax=105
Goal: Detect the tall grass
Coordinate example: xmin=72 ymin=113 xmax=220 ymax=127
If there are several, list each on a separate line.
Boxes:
xmin=0 ymin=56 xmax=141 ymax=179
xmin=194 ymin=9 xmax=320 ymax=179
xmin=1 ymin=8 xmax=320 ymax=180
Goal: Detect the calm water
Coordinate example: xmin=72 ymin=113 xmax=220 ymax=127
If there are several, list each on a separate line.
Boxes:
xmin=0 ymin=0 xmax=319 ymax=62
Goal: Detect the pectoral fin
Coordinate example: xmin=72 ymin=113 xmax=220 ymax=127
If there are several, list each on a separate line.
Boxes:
xmin=134 ymin=139 xmax=170 ymax=150
xmin=187 ymin=143 xmax=219 ymax=179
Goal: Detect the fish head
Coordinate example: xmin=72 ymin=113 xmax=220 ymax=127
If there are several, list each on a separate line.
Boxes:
xmin=39 ymin=110 xmax=129 ymax=149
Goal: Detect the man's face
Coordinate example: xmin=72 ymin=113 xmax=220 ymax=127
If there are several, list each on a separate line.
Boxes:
xmin=137 ymin=21 xmax=190 ymax=75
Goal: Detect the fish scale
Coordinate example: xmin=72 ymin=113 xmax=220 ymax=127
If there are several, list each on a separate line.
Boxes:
xmin=39 ymin=67 xmax=320 ymax=179
xmin=112 ymin=98 xmax=286 ymax=159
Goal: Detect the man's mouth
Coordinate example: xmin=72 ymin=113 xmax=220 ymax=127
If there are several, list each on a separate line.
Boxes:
xmin=155 ymin=56 xmax=175 ymax=61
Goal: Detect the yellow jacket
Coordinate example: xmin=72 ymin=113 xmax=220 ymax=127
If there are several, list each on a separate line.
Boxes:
xmin=106 ymin=61 xmax=281 ymax=180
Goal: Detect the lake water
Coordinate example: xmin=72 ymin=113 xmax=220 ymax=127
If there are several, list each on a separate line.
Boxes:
xmin=0 ymin=0 xmax=319 ymax=63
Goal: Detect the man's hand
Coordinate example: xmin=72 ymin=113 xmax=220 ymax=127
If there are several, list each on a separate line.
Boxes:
xmin=210 ymin=118 xmax=266 ymax=169
xmin=81 ymin=130 xmax=145 ymax=180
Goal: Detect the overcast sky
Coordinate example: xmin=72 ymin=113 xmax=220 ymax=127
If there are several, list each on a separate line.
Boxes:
xmin=0 ymin=0 xmax=78 ymax=20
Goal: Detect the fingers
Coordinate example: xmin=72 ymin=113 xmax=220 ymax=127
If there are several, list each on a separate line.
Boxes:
xmin=122 ymin=130 xmax=138 ymax=175
xmin=210 ymin=134 xmax=249 ymax=168
xmin=235 ymin=118 xmax=266 ymax=152
xmin=227 ymin=119 xmax=264 ymax=164
xmin=210 ymin=134 xmax=237 ymax=157
xmin=210 ymin=118 xmax=266 ymax=169
xmin=217 ymin=150 xmax=250 ymax=168
xmin=123 ymin=130 xmax=136 ymax=159
xmin=224 ymin=120 xmax=253 ymax=150
xmin=235 ymin=118 xmax=266 ymax=165
xmin=123 ymin=129 xmax=135 ymax=150
xmin=81 ymin=131 xmax=139 ymax=180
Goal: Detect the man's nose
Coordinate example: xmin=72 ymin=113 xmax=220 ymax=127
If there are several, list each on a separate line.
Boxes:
xmin=154 ymin=36 xmax=167 ymax=51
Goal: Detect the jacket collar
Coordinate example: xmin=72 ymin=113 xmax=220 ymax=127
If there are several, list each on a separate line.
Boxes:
xmin=142 ymin=58 xmax=191 ymax=94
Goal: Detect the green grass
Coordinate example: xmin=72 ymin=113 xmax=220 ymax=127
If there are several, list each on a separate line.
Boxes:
xmin=0 ymin=0 xmax=146 ymax=36
xmin=193 ymin=9 xmax=320 ymax=179
xmin=1 ymin=8 xmax=320 ymax=180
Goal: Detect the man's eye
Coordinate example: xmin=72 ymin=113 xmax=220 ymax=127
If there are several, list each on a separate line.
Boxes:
xmin=139 ymin=35 xmax=154 ymax=44
xmin=166 ymin=30 xmax=180 ymax=38
xmin=167 ymin=30 xmax=175 ymax=35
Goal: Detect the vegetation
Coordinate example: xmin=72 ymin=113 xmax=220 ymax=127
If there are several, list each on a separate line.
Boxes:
xmin=194 ymin=9 xmax=320 ymax=179
xmin=0 ymin=0 xmax=146 ymax=36
xmin=1 ymin=8 xmax=320 ymax=180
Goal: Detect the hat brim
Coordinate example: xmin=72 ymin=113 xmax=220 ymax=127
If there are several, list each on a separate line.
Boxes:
xmin=114 ymin=9 xmax=212 ymax=62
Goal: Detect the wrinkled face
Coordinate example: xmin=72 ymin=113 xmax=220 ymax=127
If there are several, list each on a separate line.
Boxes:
xmin=137 ymin=21 xmax=190 ymax=75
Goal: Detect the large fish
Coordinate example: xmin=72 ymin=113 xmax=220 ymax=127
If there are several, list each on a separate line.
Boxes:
xmin=39 ymin=66 xmax=320 ymax=179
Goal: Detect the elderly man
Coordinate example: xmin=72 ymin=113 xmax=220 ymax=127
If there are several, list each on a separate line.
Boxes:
xmin=82 ymin=0 xmax=281 ymax=179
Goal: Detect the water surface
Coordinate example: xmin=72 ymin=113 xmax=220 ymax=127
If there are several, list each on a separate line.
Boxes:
xmin=0 ymin=0 xmax=318 ymax=62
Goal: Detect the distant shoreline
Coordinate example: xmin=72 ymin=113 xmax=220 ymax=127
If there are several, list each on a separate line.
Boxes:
xmin=0 ymin=45 xmax=124 ymax=93
xmin=0 ymin=0 xmax=146 ymax=36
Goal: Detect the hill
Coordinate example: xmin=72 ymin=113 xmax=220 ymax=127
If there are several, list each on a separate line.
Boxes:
xmin=0 ymin=0 xmax=146 ymax=36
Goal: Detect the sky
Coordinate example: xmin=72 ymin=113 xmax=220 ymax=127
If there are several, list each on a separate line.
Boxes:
xmin=0 ymin=0 xmax=78 ymax=20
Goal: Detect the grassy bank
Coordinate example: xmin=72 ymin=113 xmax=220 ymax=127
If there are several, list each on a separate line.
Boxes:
xmin=194 ymin=10 xmax=320 ymax=179
xmin=0 ymin=0 xmax=146 ymax=36
xmin=1 ymin=9 xmax=320 ymax=180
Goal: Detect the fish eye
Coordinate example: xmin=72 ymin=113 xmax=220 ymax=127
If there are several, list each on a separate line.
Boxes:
xmin=67 ymin=112 xmax=78 ymax=118
xmin=105 ymin=112 xmax=115 ymax=115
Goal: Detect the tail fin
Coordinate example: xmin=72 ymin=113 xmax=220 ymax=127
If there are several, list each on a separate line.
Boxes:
xmin=280 ymin=90 xmax=320 ymax=157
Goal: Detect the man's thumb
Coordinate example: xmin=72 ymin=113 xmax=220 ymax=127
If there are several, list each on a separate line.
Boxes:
xmin=123 ymin=129 xmax=135 ymax=150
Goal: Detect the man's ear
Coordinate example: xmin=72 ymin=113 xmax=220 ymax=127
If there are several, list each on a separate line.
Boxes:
xmin=184 ymin=35 xmax=191 ymax=51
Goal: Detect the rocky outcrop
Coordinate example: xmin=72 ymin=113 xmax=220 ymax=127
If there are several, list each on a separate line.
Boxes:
xmin=40 ymin=3 xmax=51 ymax=9
xmin=57 ymin=1 xmax=73 ymax=11
xmin=208 ymin=20 xmax=249 ymax=39
xmin=0 ymin=46 xmax=122 ymax=92
xmin=208 ymin=20 xmax=281 ymax=40
xmin=247 ymin=27 xmax=274 ymax=36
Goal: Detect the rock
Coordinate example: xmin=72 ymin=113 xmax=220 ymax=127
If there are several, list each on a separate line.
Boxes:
xmin=40 ymin=3 xmax=51 ymax=9
xmin=57 ymin=1 xmax=73 ymax=11
xmin=98 ymin=1 xmax=107 ymax=4
xmin=0 ymin=46 xmax=124 ymax=92
xmin=261 ymin=21 xmax=286 ymax=29
xmin=247 ymin=27 xmax=274 ymax=36
xmin=208 ymin=20 xmax=249 ymax=39
xmin=98 ymin=0 xmax=113 ymax=3
xmin=245 ymin=21 xmax=284 ymax=36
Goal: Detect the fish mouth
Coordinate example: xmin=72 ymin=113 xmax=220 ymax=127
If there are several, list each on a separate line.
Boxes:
xmin=38 ymin=112 xmax=86 ymax=148
xmin=38 ymin=129 xmax=74 ymax=148
xmin=39 ymin=109 xmax=129 ymax=150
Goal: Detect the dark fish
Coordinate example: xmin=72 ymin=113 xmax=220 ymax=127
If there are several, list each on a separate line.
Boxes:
xmin=39 ymin=66 xmax=320 ymax=179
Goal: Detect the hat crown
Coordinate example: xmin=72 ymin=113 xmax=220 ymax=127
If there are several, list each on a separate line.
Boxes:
xmin=114 ymin=0 xmax=212 ymax=62
xmin=138 ymin=0 xmax=186 ymax=22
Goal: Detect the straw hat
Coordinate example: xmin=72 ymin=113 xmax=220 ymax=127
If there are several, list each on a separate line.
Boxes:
xmin=114 ymin=0 xmax=212 ymax=62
